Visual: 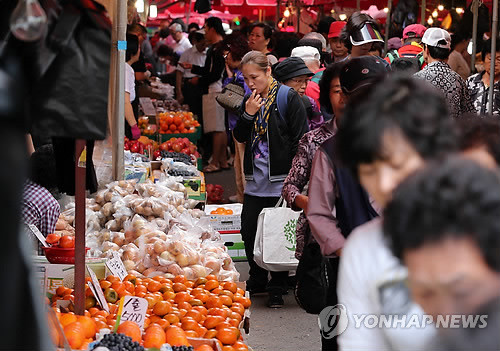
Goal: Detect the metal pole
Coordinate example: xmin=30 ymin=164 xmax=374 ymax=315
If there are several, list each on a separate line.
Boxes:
xmin=356 ymin=0 xmax=360 ymax=11
xmin=384 ymin=0 xmax=392 ymax=56
xmin=112 ymin=0 xmax=126 ymax=181
xmin=74 ymin=140 xmax=86 ymax=315
xmin=489 ymin=0 xmax=499 ymax=113
xmin=276 ymin=0 xmax=280 ymax=29
xmin=471 ymin=0 xmax=479 ymax=75
xmin=296 ymin=0 xmax=300 ymax=34
xmin=421 ymin=0 xmax=426 ymax=25
xmin=186 ymin=0 xmax=192 ymax=25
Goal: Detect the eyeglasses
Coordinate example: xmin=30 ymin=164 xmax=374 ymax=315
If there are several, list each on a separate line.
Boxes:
xmin=288 ymin=78 xmax=310 ymax=85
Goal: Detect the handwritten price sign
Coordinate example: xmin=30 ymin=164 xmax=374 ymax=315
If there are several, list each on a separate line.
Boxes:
xmin=105 ymin=252 xmax=127 ymax=281
xmin=115 ymin=295 xmax=148 ymax=330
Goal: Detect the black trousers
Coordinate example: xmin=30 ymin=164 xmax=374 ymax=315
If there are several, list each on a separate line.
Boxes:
xmin=241 ymin=194 xmax=289 ymax=294
xmin=321 ymin=257 xmax=340 ymax=351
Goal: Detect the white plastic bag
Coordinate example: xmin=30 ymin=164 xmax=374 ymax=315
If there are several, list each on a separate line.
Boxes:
xmin=254 ymin=198 xmax=300 ymax=271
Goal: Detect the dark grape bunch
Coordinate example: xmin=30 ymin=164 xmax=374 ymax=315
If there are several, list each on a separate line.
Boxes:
xmin=168 ymin=170 xmax=197 ymax=177
xmin=172 ymin=346 xmax=194 ymax=351
xmin=92 ymin=333 xmax=144 ymax=351
xmin=160 ymin=151 xmax=192 ymax=165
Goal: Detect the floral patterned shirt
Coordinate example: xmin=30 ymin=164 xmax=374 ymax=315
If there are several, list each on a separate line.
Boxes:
xmin=466 ymin=71 xmax=500 ymax=116
xmin=282 ymin=119 xmax=336 ymax=259
xmin=414 ymin=61 xmax=474 ymax=118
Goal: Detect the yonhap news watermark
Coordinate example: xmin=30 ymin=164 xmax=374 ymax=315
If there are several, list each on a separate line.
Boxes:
xmin=318 ymin=304 xmax=489 ymax=339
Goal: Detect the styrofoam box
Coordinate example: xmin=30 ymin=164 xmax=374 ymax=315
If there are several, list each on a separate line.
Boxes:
xmin=205 ymin=203 xmax=243 ymax=232
xmin=222 ymin=233 xmax=247 ymax=261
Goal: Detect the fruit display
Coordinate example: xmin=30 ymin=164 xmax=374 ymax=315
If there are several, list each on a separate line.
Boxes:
xmin=159 ymin=138 xmax=200 ymax=158
xmin=206 ymin=185 xmax=224 ymax=204
xmin=138 ymin=117 xmax=156 ymax=136
xmin=51 ymin=274 xmax=250 ymax=350
xmin=158 ymin=112 xmax=200 ymax=135
xmin=62 ymin=179 xmax=238 ymax=282
xmin=209 ymin=208 xmax=234 ymax=216
xmin=45 ymin=232 xmax=75 ymax=248
xmin=158 ymin=151 xmax=193 ymax=165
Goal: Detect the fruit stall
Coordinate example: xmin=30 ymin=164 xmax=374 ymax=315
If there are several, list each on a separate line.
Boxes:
xmin=38 ymin=177 xmax=251 ymax=351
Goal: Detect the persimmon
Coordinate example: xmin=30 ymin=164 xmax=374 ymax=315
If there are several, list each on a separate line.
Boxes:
xmin=99 ymin=280 xmax=112 ymax=289
xmin=63 ymin=322 xmax=84 ymax=349
xmin=144 ymin=324 xmax=167 ymax=348
xmin=173 ymin=282 xmax=188 ymax=293
xmin=203 ymin=315 xmax=225 ymax=329
xmin=181 ymin=317 xmax=199 ymax=331
xmin=205 ymin=329 xmax=218 ymax=339
xmin=185 ymin=309 xmax=203 ymax=323
xmin=76 ymin=315 xmax=96 ymax=339
xmin=233 ymin=341 xmax=249 ymax=351
xmin=174 ymin=291 xmax=191 ymax=304
xmin=230 ymin=303 xmax=245 ymax=316
xmin=219 ymin=295 xmax=233 ymax=307
xmin=216 ymin=327 xmax=239 ymax=345
xmin=165 ymin=313 xmax=180 ymax=325
xmin=206 ymin=296 xmax=223 ymax=309
xmin=178 ymin=301 xmax=193 ymax=311
xmin=117 ymin=321 xmax=141 ymax=342
xmin=153 ymin=300 xmax=172 ymax=316
xmin=215 ymin=322 xmax=233 ymax=331
xmin=195 ymin=344 xmax=214 ymax=351
xmin=205 ymin=280 xmax=219 ymax=291
xmin=59 ymin=235 xmax=75 ymax=248
xmin=46 ymin=233 xmax=61 ymax=245
xmin=147 ymin=280 xmax=161 ymax=293
xmin=206 ymin=274 xmax=217 ymax=281
xmin=165 ymin=325 xmax=189 ymax=346
xmin=59 ymin=313 xmax=77 ymax=327
xmin=185 ymin=330 xmax=199 ymax=338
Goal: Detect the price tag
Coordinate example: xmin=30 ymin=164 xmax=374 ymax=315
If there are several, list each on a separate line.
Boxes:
xmin=86 ymin=265 xmax=109 ymax=313
xmin=27 ymin=224 xmax=49 ymax=247
xmin=105 ymin=252 xmax=128 ymax=281
xmin=115 ymin=295 xmax=148 ymax=330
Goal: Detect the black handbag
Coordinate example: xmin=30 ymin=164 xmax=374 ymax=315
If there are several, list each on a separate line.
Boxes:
xmin=216 ymin=78 xmax=245 ymax=115
xmin=294 ymin=242 xmax=333 ymax=314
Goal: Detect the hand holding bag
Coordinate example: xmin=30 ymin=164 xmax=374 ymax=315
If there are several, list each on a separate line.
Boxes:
xmin=216 ymin=77 xmax=245 ymax=115
xmin=254 ymin=198 xmax=301 ymax=272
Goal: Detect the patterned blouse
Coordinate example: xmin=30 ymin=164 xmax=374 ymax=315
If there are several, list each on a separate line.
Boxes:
xmin=414 ymin=61 xmax=474 ymax=118
xmin=466 ymin=71 xmax=500 ymax=116
xmin=282 ymin=119 xmax=336 ymax=259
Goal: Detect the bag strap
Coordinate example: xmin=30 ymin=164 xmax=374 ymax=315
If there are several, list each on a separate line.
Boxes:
xmin=276 ymin=84 xmax=291 ymax=120
xmin=39 ymin=3 xmax=82 ymax=78
xmin=274 ymin=197 xmax=288 ymax=208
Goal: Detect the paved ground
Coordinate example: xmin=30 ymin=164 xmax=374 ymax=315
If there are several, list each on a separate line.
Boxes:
xmin=234 ymin=262 xmax=322 ymax=351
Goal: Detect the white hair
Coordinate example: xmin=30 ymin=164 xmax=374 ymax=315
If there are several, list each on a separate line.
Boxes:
xmin=169 ymin=23 xmax=183 ymax=33
xmin=303 ymin=32 xmax=327 ymax=50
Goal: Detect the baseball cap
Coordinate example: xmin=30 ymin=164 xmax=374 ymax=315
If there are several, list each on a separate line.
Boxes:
xmin=340 ymin=56 xmax=388 ymax=94
xmin=328 ymin=21 xmax=346 ymax=38
xmin=273 ymin=57 xmax=314 ymax=82
xmin=291 ymin=46 xmax=321 ymax=62
xmin=403 ymin=24 xmax=427 ymax=40
xmin=422 ymin=27 xmax=451 ymax=49
xmin=350 ymin=23 xmax=384 ymax=46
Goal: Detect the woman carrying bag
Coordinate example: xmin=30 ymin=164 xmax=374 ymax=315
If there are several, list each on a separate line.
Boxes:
xmin=233 ymin=51 xmax=308 ymax=308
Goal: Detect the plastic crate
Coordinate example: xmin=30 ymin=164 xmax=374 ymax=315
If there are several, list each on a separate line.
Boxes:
xmin=159 ymin=126 xmax=202 ymax=143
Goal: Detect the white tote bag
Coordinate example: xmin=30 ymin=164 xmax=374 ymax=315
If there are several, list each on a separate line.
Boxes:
xmin=254 ymin=198 xmax=301 ymax=271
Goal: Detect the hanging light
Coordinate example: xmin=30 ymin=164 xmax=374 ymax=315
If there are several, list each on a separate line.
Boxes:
xmin=339 ymin=13 xmax=347 ymax=21
xmin=383 ymin=7 xmax=389 ymax=13
xmin=331 ymin=9 xmax=335 ymax=14
xmin=428 ymin=17 xmax=434 ymax=25
xmin=432 ymin=9 xmax=438 ymax=18
xmin=456 ymin=7 xmax=464 ymax=14
xmin=135 ymin=0 xmax=144 ymax=13
xmin=284 ymin=8 xmax=290 ymax=18
xmin=149 ymin=4 xmax=157 ymax=18
xmin=438 ymin=4 xmax=444 ymax=11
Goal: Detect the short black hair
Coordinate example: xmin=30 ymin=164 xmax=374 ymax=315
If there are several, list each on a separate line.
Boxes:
xmin=319 ymin=62 xmax=345 ymax=114
xmin=188 ymin=22 xmax=200 ymax=32
xmin=222 ymin=32 xmax=250 ymax=62
xmin=424 ymin=43 xmax=450 ymax=60
xmin=481 ymin=38 xmax=500 ymax=61
xmin=251 ymin=22 xmax=274 ymax=49
xmin=336 ymin=75 xmax=457 ymax=177
xmin=458 ymin=114 xmax=500 ymax=166
xmin=206 ymin=17 xmax=225 ymax=37
xmin=188 ymin=31 xmax=205 ymax=44
xmin=273 ymin=32 xmax=300 ymax=58
xmin=126 ymin=33 xmax=139 ymax=62
xmin=340 ymin=12 xmax=381 ymax=52
xmin=30 ymin=144 xmax=58 ymax=190
xmin=157 ymin=44 xmax=175 ymax=58
xmin=451 ymin=31 xmax=469 ymax=51
xmin=383 ymin=156 xmax=500 ymax=272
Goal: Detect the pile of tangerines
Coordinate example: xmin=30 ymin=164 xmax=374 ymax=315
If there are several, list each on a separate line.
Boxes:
xmin=51 ymin=274 xmax=250 ymax=350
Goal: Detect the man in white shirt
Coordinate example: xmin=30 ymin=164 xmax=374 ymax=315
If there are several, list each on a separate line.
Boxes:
xmin=169 ymin=23 xmax=192 ymax=56
xmin=176 ymin=31 xmax=207 ymax=116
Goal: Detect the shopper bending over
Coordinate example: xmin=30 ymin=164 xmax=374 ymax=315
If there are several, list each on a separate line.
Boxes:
xmin=335 ymin=75 xmax=458 ymax=350
xmin=234 ymin=51 xmax=308 ymax=308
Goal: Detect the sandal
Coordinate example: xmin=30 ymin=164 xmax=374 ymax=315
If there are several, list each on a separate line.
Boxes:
xmin=203 ymin=164 xmax=221 ymax=173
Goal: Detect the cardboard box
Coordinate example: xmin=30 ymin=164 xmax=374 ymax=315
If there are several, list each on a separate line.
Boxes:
xmin=188 ymin=337 xmax=223 ymax=351
xmin=183 ymin=175 xmax=206 ymax=201
xmin=205 ymin=203 xmax=242 ymax=233
xmin=32 ymin=257 xmax=106 ymax=297
xmin=221 ymin=233 xmax=246 ymax=261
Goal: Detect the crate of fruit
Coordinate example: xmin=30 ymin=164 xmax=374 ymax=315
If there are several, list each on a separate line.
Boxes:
xmin=205 ymin=204 xmax=242 ymax=233
xmin=158 ymin=111 xmax=201 ymax=143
